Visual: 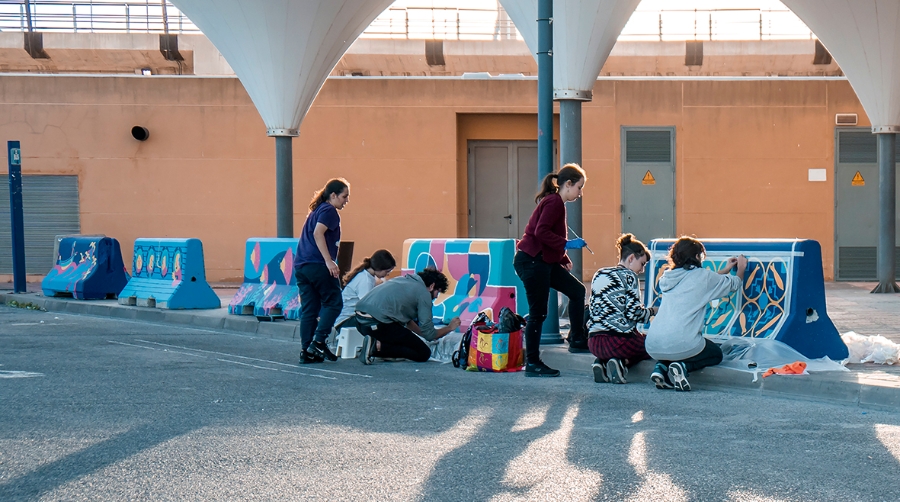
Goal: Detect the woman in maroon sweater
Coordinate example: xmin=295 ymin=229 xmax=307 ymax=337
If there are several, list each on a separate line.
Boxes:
xmin=514 ymin=164 xmax=589 ymax=377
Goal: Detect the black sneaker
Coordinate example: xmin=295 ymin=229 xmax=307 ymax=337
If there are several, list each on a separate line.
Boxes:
xmin=525 ymin=361 xmax=560 ymax=378
xmin=567 ymin=337 xmax=590 ymax=353
xmin=668 ymin=361 xmax=691 ymax=392
xmin=307 ymin=340 xmax=338 ymax=362
xmin=650 ymin=362 xmax=673 ymax=389
xmin=358 ymin=335 xmax=375 ymax=365
xmin=592 ymin=358 xmax=609 ymax=383
xmin=606 ymin=358 xmax=628 ymax=384
xmin=298 ymin=351 xmax=324 ymax=365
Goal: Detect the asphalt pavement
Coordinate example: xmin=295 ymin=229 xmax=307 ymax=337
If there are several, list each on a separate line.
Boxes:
xmin=2 ymin=306 xmax=899 ymax=501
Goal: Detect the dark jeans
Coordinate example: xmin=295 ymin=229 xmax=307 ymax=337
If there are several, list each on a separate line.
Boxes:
xmin=513 ymin=251 xmax=586 ymax=364
xmin=356 ymin=320 xmax=431 ymax=362
xmin=659 ymin=338 xmax=723 ymax=374
xmin=295 ymin=263 xmax=343 ymax=350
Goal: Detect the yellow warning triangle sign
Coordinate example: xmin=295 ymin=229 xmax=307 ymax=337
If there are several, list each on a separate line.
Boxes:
xmin=642 ymin=170 xmax=656 ymax=185
xmin=852 ymin=171 xmax=865 ymax=186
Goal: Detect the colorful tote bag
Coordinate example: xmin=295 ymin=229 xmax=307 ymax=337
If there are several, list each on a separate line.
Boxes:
xmin=466 ymin=326 xmax=524 ymax=372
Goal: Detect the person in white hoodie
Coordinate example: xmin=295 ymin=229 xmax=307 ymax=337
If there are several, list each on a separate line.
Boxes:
xmin=646 ymin=237 xmax=747 ymax=391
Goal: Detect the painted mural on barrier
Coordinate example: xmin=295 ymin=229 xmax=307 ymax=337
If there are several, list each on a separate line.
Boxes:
xmin=228 ymin=239 xmax=301 ymax=319
xmin=646 ymin=253 xmax=790 ymax=339
xmin=132 ymin=242 xmax=187 ymax=284
xmin=402 ymin=239 xmax=526 ymax=326
xmin=47 ymin=240 xmax=101 ymax=292
xmin=42 ymin=237 xmax=129 ymax=300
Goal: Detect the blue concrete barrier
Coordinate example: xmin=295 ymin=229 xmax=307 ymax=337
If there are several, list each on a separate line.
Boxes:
xmin=118 ymin=238 xmax=220 ymax=309
xmin=42 ymin=236 xmax=129 ymax=300
xmin=228 ymin=238 xmax=301 ymax=319
xmin=645 ymin=238 xmax=848 ymax=360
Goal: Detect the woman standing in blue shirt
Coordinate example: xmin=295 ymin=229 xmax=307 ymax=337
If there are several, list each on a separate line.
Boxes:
xmin=295 ymin=178 xmax=350 ymax=364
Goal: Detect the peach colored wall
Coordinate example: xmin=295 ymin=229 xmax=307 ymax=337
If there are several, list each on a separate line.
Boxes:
xmin=0 ymin=75 xmax=866 ymax=281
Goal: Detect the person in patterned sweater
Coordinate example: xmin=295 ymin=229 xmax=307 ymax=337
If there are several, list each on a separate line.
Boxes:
xmin=587 ymin=233 xmax=657 ymax=384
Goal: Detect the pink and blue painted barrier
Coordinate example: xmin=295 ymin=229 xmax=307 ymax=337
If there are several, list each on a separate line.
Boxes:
xmin=228 ymin=238 xmax=300 ymax=319
xmin=118 ymin=238 xmax=220 ymax=309
xmin=401 ymin=238 xmax=526 ymax=327
xmin=41 ymin=236 xmax=129 ymax=300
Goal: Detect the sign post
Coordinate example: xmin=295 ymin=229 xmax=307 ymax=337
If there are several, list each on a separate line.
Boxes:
xmin=8 ymin=141 xmax=26 ymax=293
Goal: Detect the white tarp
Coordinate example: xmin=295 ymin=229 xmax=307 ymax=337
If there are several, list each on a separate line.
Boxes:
xmin=499 ymin=0 xmax=640 ymax=97
xmin=169 ymin=0 xmax=393 ymax=135
xmin=782 ymin=0 xmax=900 ymax=129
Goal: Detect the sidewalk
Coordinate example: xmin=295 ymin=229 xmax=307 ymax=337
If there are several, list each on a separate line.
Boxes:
xmin=3 ymin=281 xmax=900 ymax=409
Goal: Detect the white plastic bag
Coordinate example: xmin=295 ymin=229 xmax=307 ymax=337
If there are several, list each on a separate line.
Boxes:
xmin=717 ymin=336 xmax=848 ymax=381
xmin=841 ymin=331 xmax=900 ymax=365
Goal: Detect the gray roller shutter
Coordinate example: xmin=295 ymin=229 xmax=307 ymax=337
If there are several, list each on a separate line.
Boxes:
xmin=0 ymin=175 xmax=81 ymax=274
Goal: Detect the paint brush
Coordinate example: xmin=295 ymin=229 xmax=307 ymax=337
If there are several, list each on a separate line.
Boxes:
xmin=567 ymin=226 xmax=594 ymax=254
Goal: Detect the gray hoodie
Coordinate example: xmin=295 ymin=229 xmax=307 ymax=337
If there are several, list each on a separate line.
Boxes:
xmin=645 ymin=267 xmax=743 ymax=361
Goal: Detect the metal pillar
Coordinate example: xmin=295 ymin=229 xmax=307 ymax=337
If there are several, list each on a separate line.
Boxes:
xmin=559 ymin=99 xmax=583 ymax=282
xmin=872 ymin=131 xmax=900 ymax=293
xmin=7 ymin=141 xmax=26 ymax=293
xmin=274 ymin=135 xmax=294 ymax=238
xmin=537 ymin=0 xmax=560 ymax=342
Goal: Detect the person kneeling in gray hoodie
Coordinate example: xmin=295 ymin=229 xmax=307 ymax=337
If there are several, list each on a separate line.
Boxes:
xmin=645 ymin=237 xmax=747 ymax=391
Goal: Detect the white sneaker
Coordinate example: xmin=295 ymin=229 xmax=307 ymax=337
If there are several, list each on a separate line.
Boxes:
xmin=668 ymin=362 xmax=691 ymax=392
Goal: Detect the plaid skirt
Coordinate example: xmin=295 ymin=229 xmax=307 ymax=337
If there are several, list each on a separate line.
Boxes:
xmin=588 ymin=330 xmax=651 ymax=367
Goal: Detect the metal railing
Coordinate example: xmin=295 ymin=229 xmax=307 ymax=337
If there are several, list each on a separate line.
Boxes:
xmin=362 ymin=6 xmax=518 ymax=41
xmin=0 ymin=0 xmax=199 ymax=33
xmin=0 ymin=1 xmax=814 ymax=42
xmin=619 ymin=8 xmax=815 ymax=41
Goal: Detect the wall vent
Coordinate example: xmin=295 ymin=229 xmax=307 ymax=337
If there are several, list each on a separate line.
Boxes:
xmin=685 ymin=41 xmax=703 ymax=66
xmin=835 ymin=113 xmax=858 ymax=126
xmin=813 ymin=39 xmax=833 ymax=65
xmin=425 ymin=40 xmax=445 ymax=66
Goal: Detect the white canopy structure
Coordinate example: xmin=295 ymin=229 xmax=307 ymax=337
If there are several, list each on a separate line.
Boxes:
xmin=499 ymin=0 xmax=640 ymax=99
xmin=168 ymin=0 xmax=393 ymax=237
xmin=782 ymin=0 xmax=900 ymax=292
xmin=782 ymin=0 xmax=900 ymax=131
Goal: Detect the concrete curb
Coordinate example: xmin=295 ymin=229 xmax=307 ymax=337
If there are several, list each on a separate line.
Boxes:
xmin=5 ymin=291 xmax=900 ymax=410
xmin=0 ymin=291 xmax=298 ymax=341
xmin=541 ymin=345 xmax=900 ymax=411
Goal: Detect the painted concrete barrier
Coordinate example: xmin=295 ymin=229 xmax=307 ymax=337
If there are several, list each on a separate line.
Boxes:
xmin=42 ymin=236 xmax=129 ymax=300
xmin=118 ymin=238 xmax=220 ymax=309
xmin=228 ymin=238 xmax=301 ymax=319
xmin=401 ymin=238 xmax=526 ymax=327
xmin=646 ymin=238 xmax=848 ymax=360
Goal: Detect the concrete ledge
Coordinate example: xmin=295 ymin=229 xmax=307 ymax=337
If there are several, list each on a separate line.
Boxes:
xmin=223 ymin=316 xmax=260 ymax=335
xmin=540 ymin=345 xmax=900 ymax=411
xmin=256 ymin=321 xmax=299 ymax=341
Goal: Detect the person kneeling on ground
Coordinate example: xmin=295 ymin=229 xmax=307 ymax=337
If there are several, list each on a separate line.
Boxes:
xmin=587 ymin=233 xmax=656 ymax=384
xmin=354 ymin=267 xmax=461 ymax=364
xmin=645 ymin=237 xmax=747 ymax=391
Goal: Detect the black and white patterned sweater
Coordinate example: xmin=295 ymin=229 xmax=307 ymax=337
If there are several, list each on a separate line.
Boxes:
xmin=587 ymin=266 xmax=653 ymax=336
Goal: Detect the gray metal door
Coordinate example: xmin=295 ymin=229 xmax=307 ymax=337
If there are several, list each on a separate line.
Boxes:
xmin=468 ymin=140 xmax=552 ymax=238
xmin=0 ymin=175 xmax=81 ymax=273
xmin=834 ymin=129 xmax=900 ymax=280
xmin=621 ymin=127 xmax=676 ymax=244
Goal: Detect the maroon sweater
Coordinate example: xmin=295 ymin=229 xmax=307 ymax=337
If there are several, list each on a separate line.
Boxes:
xmin=517 ymin=193 xmax=570 ymax=267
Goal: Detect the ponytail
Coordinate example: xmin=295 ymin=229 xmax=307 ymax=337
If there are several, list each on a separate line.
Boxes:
xmin=534 ymin=174 xmax=559 ymax=203
xmin=534 ymin=163 xmax=586 ymax=203
xmin=342 ymin=249 xmax=396 ymax=287
xmin=343 ymin=258 xmax=371 ymax=288
xmin=309 ymin=178 xmax=349 ymax=212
